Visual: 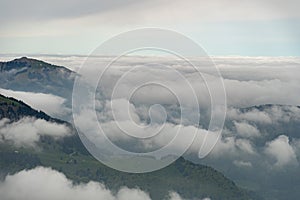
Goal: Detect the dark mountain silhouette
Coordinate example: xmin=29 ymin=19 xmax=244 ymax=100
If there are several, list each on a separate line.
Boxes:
xmin=0 ymin=93 xmax=64 ymax=123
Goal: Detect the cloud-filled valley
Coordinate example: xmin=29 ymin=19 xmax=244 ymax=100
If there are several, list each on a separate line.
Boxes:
xmin=1 ymin=55 xmax=300 ymax=163
xmin=0 ymin=0 xmax=299 ymax=198
xmin=0 ymin=55 xmax=300 ymax=199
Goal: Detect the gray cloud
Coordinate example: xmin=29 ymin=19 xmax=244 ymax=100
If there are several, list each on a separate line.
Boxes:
xmin=1 ymin=0 xmax=299 ymax=25
xmin=233 ymin=160 xmax=252 ymax=168
xmin=0 ymin=0 xmax=140 ymax=22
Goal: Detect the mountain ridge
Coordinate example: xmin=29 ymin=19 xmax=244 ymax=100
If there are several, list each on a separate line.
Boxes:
xmin=0 ymin=57 xmax=75 ymax=99
xmin=0 ymin=93 xmax=66 ymax=124
xmin=0 ymin=57 xmax=73 ymax=72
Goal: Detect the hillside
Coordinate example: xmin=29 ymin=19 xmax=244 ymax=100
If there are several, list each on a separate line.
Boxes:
xmin=0 ymin=94 xmax=261 ymax=200
xmin=0 ymin=57 xmax=75 ymax=98
xmin=0 ymin=94 xmax=65 ymax=123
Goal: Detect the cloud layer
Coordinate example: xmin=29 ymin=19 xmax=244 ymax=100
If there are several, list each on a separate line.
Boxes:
xmin=67 ymin=56 xmax=300 ymax=165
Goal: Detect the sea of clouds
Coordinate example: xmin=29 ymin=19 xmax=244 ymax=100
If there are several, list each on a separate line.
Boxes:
xmin=0 ymin=55 xmax=300 ymax=198
xmin=1 ymin=55 xmax=300 ymax=166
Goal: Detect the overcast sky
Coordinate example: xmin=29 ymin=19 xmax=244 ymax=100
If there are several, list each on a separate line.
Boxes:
xmin=0 ymin=0 xmax=299 ymax=56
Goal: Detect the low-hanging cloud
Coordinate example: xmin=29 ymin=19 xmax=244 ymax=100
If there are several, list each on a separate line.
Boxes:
xmin=0 ymin=167 xmax=151 ymax=200
xmin=233 ymin=160 xmax=253 ymax=168
xmin=0 ymin=88 xmax=70 ymax=118
xmin=0 ymin=167 xmax=191 ymax=200
xmin=264 ymin=135 xmax=298 ymax=168
xmin=233 ymin=121 xmax=261 ymax=138
xmin=0 ymin=117 xmax=71 ymax=147
xmin=227 ymin=108 xmax=273 ymax=124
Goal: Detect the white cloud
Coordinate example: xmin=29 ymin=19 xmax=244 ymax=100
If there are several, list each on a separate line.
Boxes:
xmin=0 ymin=117 xmax=71 ymax=147
xmin=0 ymin=167 xmax=193 ymax=200
xmin=268 ymin=105 xmax=300 ymax=123
xmin=116 ymin=188 xmax=151 ymax=200
xmin=265 ymin=135 xmax=298 ymax=167
xmin=201 ymin=136 xmax=257 ymax=157
xmin=227 ymin=108 xmax=272 ymax=124
xmin=0 ymin=88 xmax=70 ymax=118
xmin=228 ymin=105 xmax=300 ymax=126
xmin=0 ymin=167 xmax=152 ymax=200
xmin=167 ymin=192 xmax=211 ymax=200
xmin=235 ymin=139 xmax=256 ymax=155
xmin=167 ymin=192 xmax=184 ymax=200
xmin=233 ymin=121 xmax=261 ymax=138
xmin=233 ymin=160 xmax=252 ymax=168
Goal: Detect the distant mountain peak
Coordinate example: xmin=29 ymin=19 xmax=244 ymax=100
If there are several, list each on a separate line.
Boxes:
xmin=0 ymin=57 xmax=75 ymax=98
xmin=0 ymin=57 xmax=73 ymax=73
xmin=11 ymin=57 xmax=43 ymax=64
xmin=11 ymin=56 xmax=44 ymax=64
xmin=13 ymin=56 xmax=30 ymax=61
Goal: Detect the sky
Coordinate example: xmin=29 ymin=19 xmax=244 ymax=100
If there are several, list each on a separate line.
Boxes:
xmin=0 ymin=0 xmax=300 ymax=56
